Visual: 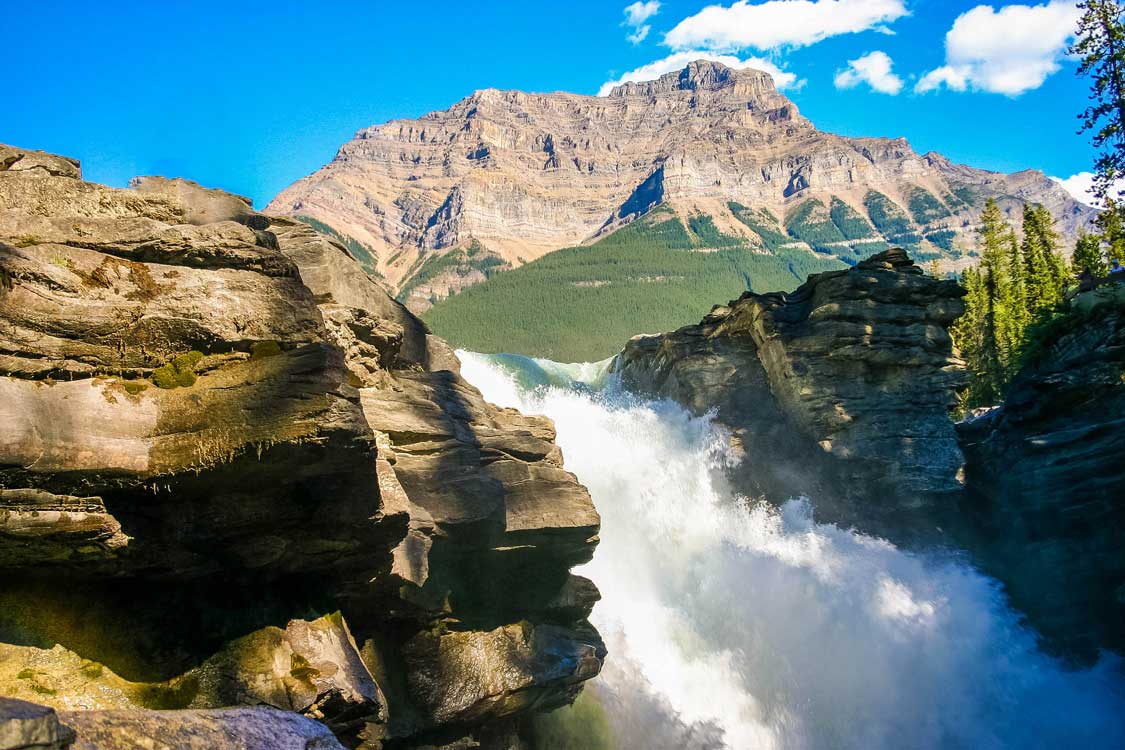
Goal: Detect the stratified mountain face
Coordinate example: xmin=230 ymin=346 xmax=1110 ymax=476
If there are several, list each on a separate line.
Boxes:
xmin=267 ymin=60 xmax=1095 ymax=312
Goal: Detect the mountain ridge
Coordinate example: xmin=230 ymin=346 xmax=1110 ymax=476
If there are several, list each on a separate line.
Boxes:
xmin=267 ymin=60 xmax=1095 ymax=312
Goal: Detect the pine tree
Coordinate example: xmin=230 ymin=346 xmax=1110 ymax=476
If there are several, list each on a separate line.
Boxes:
xmin=1074 ymin=232 xmax=1108 ymax=275
xmin=1021 ymin=204 xmax=1068 ymax=314
xmin=1006 ymin=228 xmax=1030 ymax=350
xmin=952 ymin=266 xmax=996 ymax=407
xmin=1098 ymin=196 xmax=1125 ymax=261
xmin=979 ymin=199 xmax=1017 ymax=392
xmin=1035 ymin=205 xmax=1069 ymax=296
xmin=1073 ymin=1 xmax=1125 ymax=201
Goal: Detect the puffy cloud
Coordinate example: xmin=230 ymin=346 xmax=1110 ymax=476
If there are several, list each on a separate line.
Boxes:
xmin=623 ymin=1 xmax=661 ymax=44
xmin=916 ymin=1 xmax=1082 ymax=96
xmin=834 ymin=51 xmax=903 ymax=94
xmin=1051 ymin=171 xmax=1125 ymax=208
xmin=625 ymin=1 xmax=661 ymax=25
xmin=597 ymin=51 xmax=800 ymax=96
xmin=664 ymin=0 xmax=909 ymax=52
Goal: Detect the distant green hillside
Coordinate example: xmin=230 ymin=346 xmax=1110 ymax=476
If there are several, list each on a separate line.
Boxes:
xmin=293 ymin=215 xmax=382 ymax=278
xmin=422 ymin=208 xmax=845 ymax=362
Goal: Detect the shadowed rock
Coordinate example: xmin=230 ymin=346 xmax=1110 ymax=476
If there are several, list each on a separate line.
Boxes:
xmin=613 ymin=248 xmax=967 ymax=537
xmin=957 ymin=283 xmax=1125 ymax=658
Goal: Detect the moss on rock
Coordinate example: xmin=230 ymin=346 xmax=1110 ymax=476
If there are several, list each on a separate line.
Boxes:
xmin=151 ymin=351 xmax=204 ymax=389
xmin=250 ymin=341 xmax=283 ymax=360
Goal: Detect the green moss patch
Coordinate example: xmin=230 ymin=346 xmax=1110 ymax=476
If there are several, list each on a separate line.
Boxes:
xmin=250 ymin=340 xmax=283 ymax=360
xmin=151 ymin=351 xmax=204 ymax=389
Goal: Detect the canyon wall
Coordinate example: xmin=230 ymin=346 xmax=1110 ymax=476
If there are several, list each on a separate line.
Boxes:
xmin=612 ymin=247 xmax=1124 ymax=659
xmin=612 ymin=247 xmax=967 ymax=539
xmin=957 ymin=284 xmax=1125 ymax=658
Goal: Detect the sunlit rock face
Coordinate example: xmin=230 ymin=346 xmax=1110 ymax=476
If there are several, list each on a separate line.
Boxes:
xmin=0 ymin=145 xmax=602 ymax=748
xmin=266 ymin=61 xmax=1094 ymax=309
xmin=957 ymin=283 xmax=1125 ymax=659
xmin=612 ymin=248 xmax=967 ymax=538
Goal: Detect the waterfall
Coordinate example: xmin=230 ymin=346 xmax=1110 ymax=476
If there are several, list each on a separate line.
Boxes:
xmin=458 ymin=352 xmax=1125 ymax=750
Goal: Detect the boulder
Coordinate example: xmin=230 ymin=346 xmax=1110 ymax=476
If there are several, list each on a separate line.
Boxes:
xmin=402 ymin=622 xmax=604 ymax=727
xmin=60 ymin=706 xmax=345 ymax=750
xmin=0 ymin=698 xmax=75 ymax=750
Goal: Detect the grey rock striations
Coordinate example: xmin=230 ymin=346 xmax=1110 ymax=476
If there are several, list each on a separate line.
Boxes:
xmin=612 ymin=248 xmax=967 ymax=537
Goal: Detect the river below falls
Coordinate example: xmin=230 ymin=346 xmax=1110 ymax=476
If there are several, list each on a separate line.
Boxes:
xmin=457 ymin=351 xmax=1125 ymax=750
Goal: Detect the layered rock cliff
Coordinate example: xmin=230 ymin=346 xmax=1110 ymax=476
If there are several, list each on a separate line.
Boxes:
xmin=957 ymin=283 xmax=1125 ymax=658
xmin=267 ymin=61 xmax=1094 ymax=311
xmin=0 ymin=144 xmax=603 ymax=748
xmin=612 ymin=248 xmax=967 ymax=538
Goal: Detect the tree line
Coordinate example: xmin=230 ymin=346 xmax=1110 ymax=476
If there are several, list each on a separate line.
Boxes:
xmin=952 ymin=0 xmax=1125 ymax=408
xmin=952 ymin=201 xmax=1123 ymax=407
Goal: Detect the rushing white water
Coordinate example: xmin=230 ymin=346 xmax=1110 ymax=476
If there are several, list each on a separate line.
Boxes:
xmin=458 ymin=351 xmax=1125 ymax=750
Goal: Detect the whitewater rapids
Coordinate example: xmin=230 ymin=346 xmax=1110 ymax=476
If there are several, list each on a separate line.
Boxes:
xmin=458 ymin=351 xmax=1125 ymax=750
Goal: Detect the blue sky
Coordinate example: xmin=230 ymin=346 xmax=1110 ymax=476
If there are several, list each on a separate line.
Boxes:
xmin=0 ymin=1 xmax=1101 ymax=206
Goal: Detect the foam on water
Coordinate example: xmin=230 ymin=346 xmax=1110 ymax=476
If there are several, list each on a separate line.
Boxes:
xmin=458 ymin=351 xmax=1125 ymax=750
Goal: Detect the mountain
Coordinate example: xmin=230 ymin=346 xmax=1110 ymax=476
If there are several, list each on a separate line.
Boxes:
xmin=268 ymin=60 xmax=1096 ymax=315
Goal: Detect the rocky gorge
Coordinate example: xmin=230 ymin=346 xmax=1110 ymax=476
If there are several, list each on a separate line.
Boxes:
xmin=0 ymin=144 xmax=603 ymax=749
xmin=1 ymin=140 xmax=1123 ymax=749
xmin=611 ymin=247 xmax=1125 ymax=661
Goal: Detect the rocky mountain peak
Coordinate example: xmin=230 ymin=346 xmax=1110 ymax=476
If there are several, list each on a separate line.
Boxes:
xmin=267 ymin=63 xmax=1095 ymax=311
xmin=607 ymin=59 xmax=777 ymax=99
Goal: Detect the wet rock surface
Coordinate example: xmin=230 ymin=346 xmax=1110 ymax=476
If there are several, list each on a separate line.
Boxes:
xmin=0 ymin=145 xmax=602 ymax=748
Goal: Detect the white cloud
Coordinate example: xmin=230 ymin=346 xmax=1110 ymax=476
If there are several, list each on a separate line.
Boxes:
xmin=625 ymin=0 xmax=661 ymax=25
xmin=1051 ymin=172 xmax=1125 ymax=208
xmin=834 ymin=51 xmax=903 ymax=94
xmin=598 ymin=51 xmax=800 ymax=96
xmin=623 ymin=1 xmax=661 ymax=44
xmin=664 ymin=0 xmax=909 ymax=52
xmin=629 ymin=26 xmax=652 ymax=44
xmin=916 ymin=1 xmax=1082 ymax=96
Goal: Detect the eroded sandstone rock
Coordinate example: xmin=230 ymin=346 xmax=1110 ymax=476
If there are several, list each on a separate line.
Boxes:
xmin=60 ymin=706 xmax=346 ymax=750
xmin=0 ymin=145 xmax=602 ymax=747
xmin=0 ymin=698 xmax=75 ymax=750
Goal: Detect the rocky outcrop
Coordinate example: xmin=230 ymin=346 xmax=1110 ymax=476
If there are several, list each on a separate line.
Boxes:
xmin=0 ymin=145 xmax=602 ymax=748
xmin=612 ymin=248 xmax=967 ymax=537
xmin=0 ymin=698 xmax=75 ymax=750
xmin=957 ymin=283 xmax=1125 ymax=659
xmin=267 ymin=61 xmax=1094 ymax=308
